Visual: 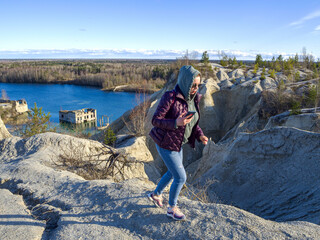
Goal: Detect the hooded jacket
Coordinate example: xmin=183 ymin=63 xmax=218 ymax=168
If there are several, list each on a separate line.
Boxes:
xmin=149 ymin=66 xmax=204 ymax=152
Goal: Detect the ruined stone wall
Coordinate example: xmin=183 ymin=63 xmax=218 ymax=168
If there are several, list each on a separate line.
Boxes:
xmin=14 ymin=100 xmax=28 ymax=113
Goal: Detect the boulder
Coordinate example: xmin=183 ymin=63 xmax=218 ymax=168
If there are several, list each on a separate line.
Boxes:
xmin=216 ymin=70 xmax=229 ymax=81
xmin=276 ymin=73 xmax=288 ymax=83
xmin=260 ymin=76 xmax=278 ymax=89
xmin=191 ymin=127 xmax=320 ymax=224
xmin=228 ymin=68 xmax=244 ymax=79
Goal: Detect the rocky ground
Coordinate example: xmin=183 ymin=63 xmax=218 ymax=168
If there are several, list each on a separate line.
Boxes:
xmin=1 ymin=132 xmax=320 ymax=239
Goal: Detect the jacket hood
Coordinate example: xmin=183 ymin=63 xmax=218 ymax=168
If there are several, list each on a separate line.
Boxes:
xmin=177 ymin=65 xmax=201 ymax=101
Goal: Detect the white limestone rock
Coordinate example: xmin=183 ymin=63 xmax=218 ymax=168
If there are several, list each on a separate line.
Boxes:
xmin=260 ymin=76 xmax=278 ymax=89
xmin=265 ymin=111 xmax=320 ymax=133
xmin=0 ymin=116 xmax=11 ymax=140
xmin=218 ymin=79 xmax=234 ymax=89
xmin=235 ymin=77 xmax=246 ymax=84
xmin=211 ymin=63 xmax=224 ymax=69
xmin=216 ymin=70 xmax=229 ymax=81
xmin=116 ymin=135 xmax=161 ymax=181
xmin=1 ymin=135 xmax=320 ymax=239
xmin=0 ymin=188 xmax=45 ymax=240
xmin=192 ymin=127 xmax=320 ymax=224
xmin=276 ymin=73 xmax=288 ymax=83
xmin=228 ymin=68 xmax=244 ymax=79
xmin=0 ymin=132 xmax=153 ymax=182
xmin=246 ymin=70 xmax=255 ymax=79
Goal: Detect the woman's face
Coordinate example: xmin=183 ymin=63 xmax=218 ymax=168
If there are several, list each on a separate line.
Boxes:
xmin=190 ymin=75 xmax=201 ymax=95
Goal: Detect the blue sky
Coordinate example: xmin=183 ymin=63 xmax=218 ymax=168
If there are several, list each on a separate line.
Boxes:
xmin=1 ymin=0 xmax=320 ymax=59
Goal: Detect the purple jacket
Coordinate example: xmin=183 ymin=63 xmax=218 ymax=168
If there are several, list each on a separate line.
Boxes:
xmin=149 ymin=85 xmax=204 ymax=152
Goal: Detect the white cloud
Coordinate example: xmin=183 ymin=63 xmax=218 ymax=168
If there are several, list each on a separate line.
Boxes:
xmin=289 ymin=10 xmax=320 ymax=26
xmin=0 ymin=48 xmax=314 ymax=60
xmin=315 ymin=25 xmax=320 ymax=31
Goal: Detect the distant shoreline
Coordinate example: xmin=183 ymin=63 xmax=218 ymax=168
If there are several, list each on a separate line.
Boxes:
xmin=0 ymin=81 xmax=159 ymax=94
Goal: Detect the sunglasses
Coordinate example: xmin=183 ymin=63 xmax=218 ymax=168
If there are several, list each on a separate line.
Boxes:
xmin=191 ymin=83 xmax=203 ymax=89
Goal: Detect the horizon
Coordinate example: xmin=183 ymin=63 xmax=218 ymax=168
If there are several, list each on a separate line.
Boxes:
xmin=1 ymin=0 xmax=320 ymax=60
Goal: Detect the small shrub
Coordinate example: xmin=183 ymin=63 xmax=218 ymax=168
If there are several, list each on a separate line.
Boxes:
xmin=253 ymin=63 xmax=259 ymax=76
xmin=262 ymin=67 xmax=266 ymax=74
xmin=260 ymin=73 xmax=266 ymax=80
xmin=23 ymin=103 xmax=54 ymax=137
xmin=180 ymin=178 xmax=218 ymax=204
xmin=306 ymin=85 xmax=317 ymax=106
xmin=294 ymin=71 xmax=300 ymax=82
xmin=290 ymin=100 xmax=302 ymax=115
xmin=258 ymin=87 xmax=301 ymax=119
xmin=268 ymin=69 xmax=276 ymax=79
xmin=104 ymin=127 xmax=117 ymax=147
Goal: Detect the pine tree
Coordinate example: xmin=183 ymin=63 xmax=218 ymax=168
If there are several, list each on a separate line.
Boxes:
xmin=255 ymin=54 xmax=263 ymax=67
xmin=23 ymin=103 xmax=51 ymax=137
xmin=200 ymin=51 xmax=210 ymax=65
xmin=104 ymin=127 xmax=117 ymax=146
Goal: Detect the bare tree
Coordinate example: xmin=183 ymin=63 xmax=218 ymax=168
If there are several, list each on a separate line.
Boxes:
xmin=1 ymin=90 xmax=9 ymax=100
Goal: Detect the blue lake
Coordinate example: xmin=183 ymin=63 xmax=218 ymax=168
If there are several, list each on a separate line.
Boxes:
xmin=0 ymin=83 xmax=144 ymax=127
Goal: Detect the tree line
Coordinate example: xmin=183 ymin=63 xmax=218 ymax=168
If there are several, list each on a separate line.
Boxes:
xmin=218 ymin=48 xmax=320 ymax=81
xmin=0 ymin=60 xmax=175 ymax=91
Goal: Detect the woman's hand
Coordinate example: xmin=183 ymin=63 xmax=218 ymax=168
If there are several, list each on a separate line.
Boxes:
xmin=200 ymin=135 xmax=208 ymax=145
xmin=176 ymin=113 xmax=193 ymax=126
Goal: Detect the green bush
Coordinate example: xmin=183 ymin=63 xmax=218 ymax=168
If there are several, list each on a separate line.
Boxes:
xmin=290 ymin=101 xmax=302 ymax=115
xmin=104 ymin=127 xmax=117 ymax=147
xmin=268 ymin=69 xmax=276 ymax=79
xmin=23 ymin=103 xmax=53 ymax=137
xmin=253 ymin=63 xmax=259 ymax=75
xmin=294 ymin=71 xmax=300 ymax=82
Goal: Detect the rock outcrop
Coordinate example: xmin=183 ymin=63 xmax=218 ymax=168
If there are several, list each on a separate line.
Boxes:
xmin=1 ymin=132 xmax=320 ymax=239
xmin=0 ymin=132 xmax=155 ymax=182
xmin=265 ymin=110 xmax=320 ymax=133
xmin=190 ymin=127 xmax=320 ymax=225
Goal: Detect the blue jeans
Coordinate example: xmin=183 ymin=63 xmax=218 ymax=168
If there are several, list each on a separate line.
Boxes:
xmin=154 ymin=144 xmax=186 ymax=206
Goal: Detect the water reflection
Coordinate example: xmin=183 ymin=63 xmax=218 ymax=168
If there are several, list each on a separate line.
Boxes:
xmin=58 ymin=121 xmax=99 ymax=135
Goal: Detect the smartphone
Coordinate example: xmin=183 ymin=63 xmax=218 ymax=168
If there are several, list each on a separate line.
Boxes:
xmin=185 ymin=111 xmax=196 ymax=119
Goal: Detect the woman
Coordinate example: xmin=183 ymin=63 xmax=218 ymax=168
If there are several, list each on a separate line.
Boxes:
xmin=148 ymin=65 xmax=208 ymax=221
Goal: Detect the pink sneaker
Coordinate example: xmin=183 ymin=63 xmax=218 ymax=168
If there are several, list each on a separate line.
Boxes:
xmin=147 ymin=192 xmax=163 ymax=208
xmin=167 ymin=206 xmax=186 ymax=221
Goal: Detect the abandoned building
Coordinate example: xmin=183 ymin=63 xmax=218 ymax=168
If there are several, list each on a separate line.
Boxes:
xmin=59 ymin=108 xmax=97 ymax=124
xmin=0 ymin=99 xmax=29 ymax=113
